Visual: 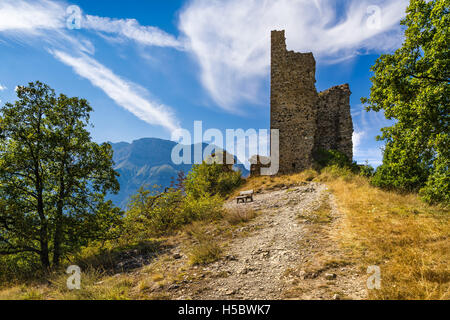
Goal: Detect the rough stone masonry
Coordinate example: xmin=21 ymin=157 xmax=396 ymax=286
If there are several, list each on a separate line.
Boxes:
xmin=269 ymin=30 xmax=353 ymax=174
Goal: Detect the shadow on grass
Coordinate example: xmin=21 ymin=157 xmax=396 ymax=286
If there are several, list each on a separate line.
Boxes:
xmin=76 ymin=240 xmax=174 ymax=274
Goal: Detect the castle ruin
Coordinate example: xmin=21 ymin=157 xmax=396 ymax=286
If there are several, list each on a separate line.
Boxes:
xmin=269 ymin=30 xmax=353 ymax=174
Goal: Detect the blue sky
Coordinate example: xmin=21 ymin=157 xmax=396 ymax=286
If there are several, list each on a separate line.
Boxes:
xmin=0 ymin=0 xmax=410 ymax=166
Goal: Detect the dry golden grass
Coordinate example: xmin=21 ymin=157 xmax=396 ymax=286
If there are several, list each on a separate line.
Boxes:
xmin=230 ymin=169 xmax=318 ymax=198
xmin=224 ymin=207 xmax=258 ymax=225
xmin=1 ymin=167 xmax=447 ymax=300
xmin=238 ymin=167 xmax=449 ymax=300
xmin=0 ymin=268 xmax=138 ymax=300
xmin=186 ymin=223 xmax=223 ymax=266
xmin=299 ymin=193 xmax=333 ymax=224
xmin=322 ymin=172 xmax=449 ymax=300
xmin=188 ymin=241 xmax=222 ymax=266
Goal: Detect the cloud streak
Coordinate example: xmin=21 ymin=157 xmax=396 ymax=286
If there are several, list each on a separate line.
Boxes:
xmin=52 ymin=50 xmax=180 ymax=132
xmin=83 ymin=15 xmax=186 ymax=50
xmin=353 ymin=131 xmax=365 ymax=156
xmin=0 ymin=0 xmax=411 ymax=126
xmin=0 ymin=0 xmax=181 ymax=132
xmin=179 ymin=0 xmax=409 ymax=111
xmin=0 ymin=0 xmax=64 ymax=32
xmin=0 ymin=0 xmax=184 ymax=50
xmin=354 ymin=146 xmax=383 ymax=167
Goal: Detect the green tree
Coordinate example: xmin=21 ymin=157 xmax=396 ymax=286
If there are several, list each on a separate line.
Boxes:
xmin=124 ymin=184 xmax=223 ymax=240
xmin=185 ymin=161 xmax=243 ymax=199
xmin=362 ymin=0 xmax=449 ymax=204
xmin=124 ymin=186 xmax=184 ymax=238
xmin=0 ymin=82 xmax=122 ymax=268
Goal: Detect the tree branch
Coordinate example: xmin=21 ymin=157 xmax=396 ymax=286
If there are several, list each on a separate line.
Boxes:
xmin=410 ymin=74 xmax=449 ymax=82
xmin=0 ymin=235 xmax=41 ymax=255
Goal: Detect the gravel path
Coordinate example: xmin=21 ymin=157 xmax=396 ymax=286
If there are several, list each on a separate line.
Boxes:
xmin=178 ymin=183 xmax=327 ymax=300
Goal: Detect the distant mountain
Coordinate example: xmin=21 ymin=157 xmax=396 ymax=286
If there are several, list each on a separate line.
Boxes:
xmin=108 ymin=138 xmax=248 ymax=208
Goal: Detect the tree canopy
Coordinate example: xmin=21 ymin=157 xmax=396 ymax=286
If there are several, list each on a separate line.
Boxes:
xmin=362 ymin=0 xmax=449 ymax=204
xmin=0 ymin=81 xmax=122 ymax=268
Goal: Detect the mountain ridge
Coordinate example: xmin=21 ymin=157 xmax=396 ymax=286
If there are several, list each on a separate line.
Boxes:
xmin=108 ymin=138 xmax=248 ymax=208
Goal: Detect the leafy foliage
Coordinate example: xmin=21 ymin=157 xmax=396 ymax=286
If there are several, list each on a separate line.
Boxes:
xmin=184 ymin=162 xmax=243 ymax=199
xmin=314 ymin=149 xmax=355 ymax=169
xmin=0 ymin=82 xmax=122 ymax=268
xmin=358 ymin=161 xmax=375 ymax=178
xmin=362 ymin=0 xmax=449 ymax=204
xmin=314 ymin=149 xmax=376 ymax=179
xmin=182 ymin=194 xmax=224 ymax=222
xmin=124 ymin=187 xmax=183 ymax=238
xmin=124 ymin=186 xmax=224 ymax=239
xmin=419 ymin=155 xmax=450 ymax=204
xmin=123 ymin=161 xmax=243 ymax=239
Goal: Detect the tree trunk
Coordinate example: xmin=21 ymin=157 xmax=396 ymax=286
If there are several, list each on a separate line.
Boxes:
xmin=53 ymin=201 xmax=63 ymax=267
xmin=40 ymin=242 xmax=50 ymax=269
xmin=53 ymin=165 xmax=66 ymax=268
xmin=38 ymin=196 xmax=50 ymax=269
xmin=36 ymin=159 xmax=50 ymax=269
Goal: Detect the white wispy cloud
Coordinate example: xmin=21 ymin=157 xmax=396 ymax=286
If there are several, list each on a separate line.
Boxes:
xmin=0 ymin=0 xmax=181 ymax=132
xmin=83 ymin=15 xmax=186 ymax=50
xmin=0 ymin=0 xmax=411 ymax=125
xmin=51 ymin=50 xmax=180 ymax=132
xmin=179 ymin=0 xmax=409 ymax=111
xmin=354 ymin=146 xmax=383 ymax=167
xmin=353 ymin=131 xmax=365 ymax=156
xmin=0 ymin=0 xmax=183 ymax=50
xmin=352 ymin=130 xmax=384 ymax=167
xmin=0 ymin=84 xmax=6 ymax=91
xmin=0 ymin=0 xmax=64 ymax=32
xmin=352 ymin=104 xmax=392 ymax=167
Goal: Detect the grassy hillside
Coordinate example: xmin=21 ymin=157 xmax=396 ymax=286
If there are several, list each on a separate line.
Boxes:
xmin=0 ymin=168 xmax=448 ymax=300
xmin=319 ymin=168 xmax=449 ymax=300
xmin=242 ymin=168 xmax=449 ymax=300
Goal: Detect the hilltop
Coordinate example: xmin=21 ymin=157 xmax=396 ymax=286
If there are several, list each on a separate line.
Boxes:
xmin=1 ymin=168 xmax=447 ymax=300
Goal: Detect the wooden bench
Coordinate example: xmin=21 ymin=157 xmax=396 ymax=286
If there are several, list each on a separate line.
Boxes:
xmin=236 ymin=190 xmax=254 ymax=204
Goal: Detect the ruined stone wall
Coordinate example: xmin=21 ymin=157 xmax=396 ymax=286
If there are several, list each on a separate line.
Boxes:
xmin=270 ymin=30 xmax=318 ymax=174
xmin=269 ymin=30 xmax=353 ymax=175
xmin=315 ymin=84 xmax=353 ymax=161
xmin=249 ymin=155 xmax=271 ymax=177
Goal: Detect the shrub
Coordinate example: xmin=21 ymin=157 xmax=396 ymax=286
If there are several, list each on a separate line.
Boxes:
xmin=124 ymin=187 xmax=184 ymax=238
xmin=419 ymin=157 xmax=450 ymax=205
xmin=185 ymin=162 xmax=243 ymax=199
xmin=122 ymin=161 xmax=242 ymax=242
xmin=181 ymin=194 xmax=224 ymax=223
xmin=0 ymin=253 xmax=42 ymax=285
xmin=314 ymin=149 xmax=357 ymax=170
xmin=124 ymin=186 xmax=225 ymax=239
xmin=359 ymin=161 xmax=375 ymax=178
xmin=370 ymin=162 xmax=427 ymax=192
xmin=370 ymin=147 xmax=448 ymax=206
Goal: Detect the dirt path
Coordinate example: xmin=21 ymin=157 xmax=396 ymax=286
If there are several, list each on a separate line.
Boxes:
xmin=171 ymin=182 xmax=367 ymax=300
xmin=198 ymin=183 xmax=325 ymax=299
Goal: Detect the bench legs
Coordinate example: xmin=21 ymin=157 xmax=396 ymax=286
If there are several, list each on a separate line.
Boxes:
xmin=237 ymin=196 xmax=254 ymax=204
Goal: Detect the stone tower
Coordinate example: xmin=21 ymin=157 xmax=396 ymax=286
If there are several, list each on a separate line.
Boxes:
xmin=270 ymin=30 xmax=353 ymax=174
